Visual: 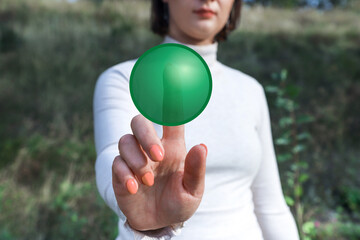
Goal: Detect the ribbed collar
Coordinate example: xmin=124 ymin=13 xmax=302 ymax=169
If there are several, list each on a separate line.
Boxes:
xmin=161 ymin=35 xmax=218 ymax=68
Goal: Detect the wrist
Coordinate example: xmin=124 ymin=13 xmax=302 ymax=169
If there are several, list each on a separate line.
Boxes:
xmin=137 ymin=221 xmax=184 ymax=233
xmin=170 ymin=221 xmax=184 ymax=230
xmin=138 ymin=227 xmax=167 ymax=235
xmin=126 ymin=220 xmax=184 ymax=238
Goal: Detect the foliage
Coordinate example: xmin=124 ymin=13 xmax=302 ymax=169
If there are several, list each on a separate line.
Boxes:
xmin=265 ymin=69 xmax=314 ymax=239
xmin=0 ymin=133 xmax=118 ymax=239
xmin=245 ymin=0 xmax=350 ymax=9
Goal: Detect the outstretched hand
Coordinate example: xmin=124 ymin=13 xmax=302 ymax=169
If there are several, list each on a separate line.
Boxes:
xmin=112 ymin=114 xmax=207 ymax=231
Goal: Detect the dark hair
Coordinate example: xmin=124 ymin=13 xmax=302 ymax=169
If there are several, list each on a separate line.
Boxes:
xmin=151 ymin=0 xmax=243 ymax=42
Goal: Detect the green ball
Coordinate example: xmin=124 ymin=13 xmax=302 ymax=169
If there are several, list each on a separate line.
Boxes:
xmin=130 ymin=43 xmax=212 ymax=126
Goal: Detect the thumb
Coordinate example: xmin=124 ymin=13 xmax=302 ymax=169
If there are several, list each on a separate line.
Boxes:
xmin=183 ymin=144 xmax=207 ymax=197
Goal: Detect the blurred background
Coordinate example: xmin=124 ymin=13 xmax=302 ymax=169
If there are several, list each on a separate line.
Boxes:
xmin=0 ymin=0 xmax=359 ymax=239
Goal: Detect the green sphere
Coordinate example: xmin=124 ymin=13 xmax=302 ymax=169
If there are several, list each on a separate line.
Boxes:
xmin=130 ymin=43 xmax=212 ymax=126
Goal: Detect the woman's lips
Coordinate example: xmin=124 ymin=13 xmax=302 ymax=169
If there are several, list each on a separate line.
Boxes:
xmin=193 ymin=8 xmax=216 ymax=19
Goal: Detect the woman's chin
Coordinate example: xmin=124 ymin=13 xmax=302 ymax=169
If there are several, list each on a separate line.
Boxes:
xmin=188 ymin=24 xmax=217 ymax=41
xmin=194 ymin=19 xmax=217 ymax=32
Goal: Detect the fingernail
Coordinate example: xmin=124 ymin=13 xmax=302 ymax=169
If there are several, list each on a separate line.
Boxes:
xmin=142 ymin=172 xmax=154 ymax=187
xmin=200 ymin=143 xmax=208 ymax=157
xmin=150 ymin=145 xmax=164 ymax=161
xmin=126 ymin=179 xmax=138 ymax=194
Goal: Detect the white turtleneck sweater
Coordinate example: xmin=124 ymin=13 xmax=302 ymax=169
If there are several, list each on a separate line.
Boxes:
xmin=93 ymin=36 xmax=300 ymax=240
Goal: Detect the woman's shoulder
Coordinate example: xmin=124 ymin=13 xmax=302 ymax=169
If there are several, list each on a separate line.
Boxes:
xmin=98 ymin=59 xmax=138 ymax=82
xmin=217 ymin=61 xmax=264 ymax=93
xmin=94 ymin=59 xmax=138 ymax=96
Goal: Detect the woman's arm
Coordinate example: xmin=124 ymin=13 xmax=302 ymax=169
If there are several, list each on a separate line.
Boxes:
xmin=93 ymin=65 xmax=182 ymax=239
xmin=251 ymin=86 xmax=300 ymax=240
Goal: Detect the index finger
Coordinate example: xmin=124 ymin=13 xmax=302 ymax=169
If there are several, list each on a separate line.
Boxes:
xmin=162 ymin=125 xmax=184 ymax=140
xmin=130 ymin=114 xmax=164 ymax=162
xmin=161 ymin=63 xmax=185 ymax=141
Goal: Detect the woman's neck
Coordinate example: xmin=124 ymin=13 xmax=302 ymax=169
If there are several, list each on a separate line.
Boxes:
xmin=162 ymin=35 xmax=218 ymax=68
xmin=167 ymin=20 xmax=215 ymax=46
xmin=168 ymin=32 xmax=215 ymax=46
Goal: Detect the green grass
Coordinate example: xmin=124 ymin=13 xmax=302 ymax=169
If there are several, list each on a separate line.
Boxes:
xmin=0 ymin=0 xmax=359 ymax=239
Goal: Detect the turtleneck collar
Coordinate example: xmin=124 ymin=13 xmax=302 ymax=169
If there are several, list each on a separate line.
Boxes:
xmin=161 ymin=35 xmax=218 ymax=68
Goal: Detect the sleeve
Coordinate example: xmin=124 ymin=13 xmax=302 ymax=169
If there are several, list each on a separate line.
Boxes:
xmin=93 ymin=67 xmax=182 ymax=239
xmin=250 ymin=86 xmax=300 ymax=240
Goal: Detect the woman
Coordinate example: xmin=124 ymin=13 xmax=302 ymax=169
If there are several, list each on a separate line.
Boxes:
xmin=93 ymin=0 xmax=300 ymax=239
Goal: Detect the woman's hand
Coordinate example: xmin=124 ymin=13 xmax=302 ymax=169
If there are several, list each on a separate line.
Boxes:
xmin=112 ymin=114 xmax=207 ymax=231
